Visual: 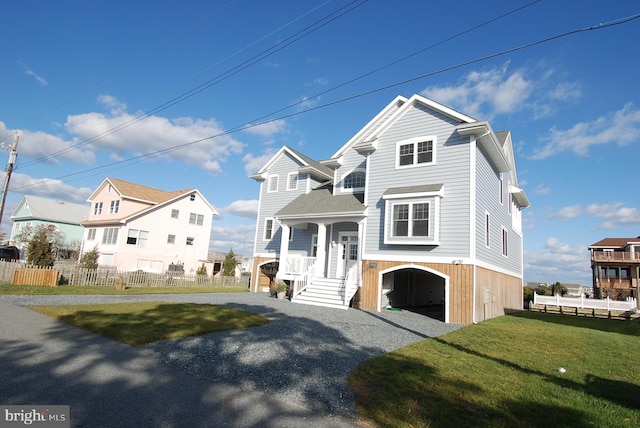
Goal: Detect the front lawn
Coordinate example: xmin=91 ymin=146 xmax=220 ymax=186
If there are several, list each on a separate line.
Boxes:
xmin=349 ymin=311 xmax=640 ymax=428
xmin=30 ymin=302 xmax=269 ymax=345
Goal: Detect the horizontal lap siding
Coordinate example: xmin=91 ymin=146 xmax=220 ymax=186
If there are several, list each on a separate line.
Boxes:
xmin=364 ymin=105 xmax=471 ymax=259
xmin=361 ymin=260 xmax=474 ymax=324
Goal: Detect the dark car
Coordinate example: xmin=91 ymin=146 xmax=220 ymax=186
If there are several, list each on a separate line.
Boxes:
xmin=0 ymin=246 xmax=20 ymax=262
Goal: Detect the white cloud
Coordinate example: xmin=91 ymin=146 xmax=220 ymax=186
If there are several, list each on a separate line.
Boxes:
xmin=243 ymin=148 xmax=277 ymax=175
xmin=4 ymin=172 xmax=93 ymax=204
xmin=422 ymin=62 xmax=532 ymax=119
xmin=243 ymin=119 xmax=287 ymax=137
xmin=224 ymin=199 xmax=259 ymax=219
xmin=18 ymin=61 xmax=47 ymax=86
xmin=548 ymin=202 xmax=640 ymax=229
xmin=98 ymin=94 xmax=127 ymax=114
xmin=531 ymin=103 xmax=640 ymax=159
xmin=62 ymin=96 xmax=245 ymax=174
xmin=305 ymin=77 xmax=328 ymax=87
xmin=548 ymin=81 xmax=582 ymax=102
xmin=524 ymin=237 xmax=590 ymax=284
xmin=210 ymin=225 xmax=256 ymax=255
xmin=0 ymin=122 xmax=94 ymax=165
xmin=534 ymin=183 xmax=550 ymax=195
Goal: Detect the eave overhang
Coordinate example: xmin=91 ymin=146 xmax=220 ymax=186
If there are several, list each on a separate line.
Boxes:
xmin=457 ymin=122 xmax=510 ymax=173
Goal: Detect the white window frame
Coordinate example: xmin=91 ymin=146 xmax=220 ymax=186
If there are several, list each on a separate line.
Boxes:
xmin=499 ymin=174 xmax=504 ymax=205
xmin=94 ymin=202 xmax=103 ymax=215
xmin=186 ymin=236 xmax=194 ymax=246
xmin=171 ymin=209 xmax=179 ymax=219
xmin=341 ymin=169 xmax=366 ymax=193
xmin=268 ymin=175 xmax=279 ymax=193
xmin=382 ymin=188 xmax=442 ymax=245
xmin=109 ymin=200 xmax=120 ymax=214
xmin=127 ymin=229 xmax=149 ymax=247
xmin=264 ymin=218 xmax=275 ymax=240
xmin=189 ymin=213 xmax=204 ymax=225
xmin=485 ymin=212 xmax=490 ymax=248
xmin=287 ymin=172 xmax=299 ymax=191
xmin=167 ymin=234 xmax=176 ymax=244
xmin=102 ymin=227 xmax=119 ymax=245
xmin=87 ymin=228 xmax=96 ymax=240
xmin=395 ymin=136 xmax=436 ymax=169
xmin=502 ymin=227 xmax=508 ymax=257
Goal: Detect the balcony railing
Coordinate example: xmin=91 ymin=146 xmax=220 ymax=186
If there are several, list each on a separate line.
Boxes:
xmin=592 ymin=251 xmax=640 ymax=262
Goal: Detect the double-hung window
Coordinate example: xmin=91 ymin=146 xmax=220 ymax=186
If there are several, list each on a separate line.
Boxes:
xmin=268 ymin=175 xmax=279 ymax=193
xmin=396 ymin=136 xmax=436 ymax=168
xmin=102 ymin=228 xmax=118 ymax=245
xmin=264 ymin=218 xmax=274 ymax=240
xmin=127 ymin=229 xmax=149 ymax=247
xmin=109 ymin=200 xmax=120 ymax=214
xmin=287 ymin=173 xmax=298 ymax=191
xmin=94 ymin=202 xmax=103 ymax=215
xmin=383 ymin=184 xmax=443 ymax=245
xmin=189 ymin=213 xmax=204 ymax=225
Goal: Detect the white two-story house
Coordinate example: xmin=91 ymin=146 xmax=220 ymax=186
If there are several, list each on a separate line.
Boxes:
xmin=250 ymin=94 xmax=529 ymax=325
xmin=80 ymin=178 xmax=218 ymax=274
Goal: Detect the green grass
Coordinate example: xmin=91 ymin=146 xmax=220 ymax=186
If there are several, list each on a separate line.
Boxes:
xmin=30 ymin=302 xmax=269 ymax=345
xmin=0 ymin=284 xmax=248 ymax=295
xmin=349 ymin=311 xmax=640 ymax=428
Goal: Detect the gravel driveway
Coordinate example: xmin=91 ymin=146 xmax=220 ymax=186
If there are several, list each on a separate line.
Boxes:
xmin=0 ymin=292 xmax=461 ymax=425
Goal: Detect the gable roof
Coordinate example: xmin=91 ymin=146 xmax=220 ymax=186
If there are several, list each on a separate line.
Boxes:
xmin=589 ymin=237 xmax=640 ymax=249
xmin=83 ymin=178 xmax=218 ymax=226
xmin=250 ymin=146 xmax=333 ymax=182
xmin=88 ymin=177 xmax=194 ymax=204
xmin=10 ymin=195 xmax=89 ymax=224
xmin=330 ymin=94 xmax=477 ymax=160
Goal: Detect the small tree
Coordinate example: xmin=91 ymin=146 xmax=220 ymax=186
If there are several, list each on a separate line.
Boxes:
xmin=27 ymin=226 xmax=55 ymax=267
xmin=551 ymin=281 xmax=568 ymax=297
xmin=16 ymin=223 xmax=67 ymax=261
xmin=196 ymin=263 xmax=207 ymax=276
xmin=222 ymin=249 xmax=238 ymax=277
xmin=79 ymin=246 xmax=100 ymax=270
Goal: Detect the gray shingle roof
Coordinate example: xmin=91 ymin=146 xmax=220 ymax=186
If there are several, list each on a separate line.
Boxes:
xmin=383 ymin=184 xmax=443 ymax=196
xmin=276 ymin=188 xmax=365 ymax=217
xmin=12 ymin=195 xmax=89 ymax=224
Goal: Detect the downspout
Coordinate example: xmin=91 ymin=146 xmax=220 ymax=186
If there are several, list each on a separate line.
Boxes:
xmin=469 ymin=133 xmax=478 ymax=324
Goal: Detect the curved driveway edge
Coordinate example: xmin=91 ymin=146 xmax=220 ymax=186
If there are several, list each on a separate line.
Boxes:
xmin=0 ymin=292 xmax=461 ymax=427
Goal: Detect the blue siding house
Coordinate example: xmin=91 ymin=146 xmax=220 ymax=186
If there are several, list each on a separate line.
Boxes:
xmin=250 ymin=94 xmax=529 ymax=324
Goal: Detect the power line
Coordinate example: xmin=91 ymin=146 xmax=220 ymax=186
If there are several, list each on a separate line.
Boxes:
xmin=19 ymin=0 xmax=368 ymax=169
xmin=9 ymin=12 xmax=640 ymax=193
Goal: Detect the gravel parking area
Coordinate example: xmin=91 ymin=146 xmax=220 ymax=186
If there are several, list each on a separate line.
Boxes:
xmin=1 ymin=292 xmax=461 ymax=420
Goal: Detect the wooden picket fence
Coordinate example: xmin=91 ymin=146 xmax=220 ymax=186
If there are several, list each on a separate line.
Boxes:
xmin=0 ymin=260 xmax=250 ymax=289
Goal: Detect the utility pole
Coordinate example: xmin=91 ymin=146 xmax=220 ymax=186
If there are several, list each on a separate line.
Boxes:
xmin=0 ymin=133 xmax=19 ymax=227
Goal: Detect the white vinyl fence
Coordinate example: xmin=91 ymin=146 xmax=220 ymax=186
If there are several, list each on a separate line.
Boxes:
xmin=533 ymin=293 xmax=637 ymax=312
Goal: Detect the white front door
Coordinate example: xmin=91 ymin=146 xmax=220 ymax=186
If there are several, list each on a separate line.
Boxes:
xmin=337 ymin=233 xmax=358 ymax=278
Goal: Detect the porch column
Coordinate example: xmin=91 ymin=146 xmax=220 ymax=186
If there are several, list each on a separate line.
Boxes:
xmin=278 ymin=223 xmax=290 ymax=276
xmin=357 ymin=219 xmax=365 ymax=284
xmin=315 ymin=223 xmax=327 ymax=277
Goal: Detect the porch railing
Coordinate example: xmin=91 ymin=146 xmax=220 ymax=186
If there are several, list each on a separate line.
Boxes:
xmin=281 ymin=255 xmax=316 ymax=276
xmin=343 ymin=263 xmax=359 ymax=306
xmin=592 ymin=251 xmax=640 ymax=262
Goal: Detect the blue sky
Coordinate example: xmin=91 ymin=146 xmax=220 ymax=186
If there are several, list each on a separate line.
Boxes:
xmin=1 ymin=0 xmax=638 ymax=286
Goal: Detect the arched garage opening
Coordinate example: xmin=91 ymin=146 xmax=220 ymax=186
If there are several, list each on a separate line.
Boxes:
xmin=380 ymin=266 xmax=448 ymax=322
